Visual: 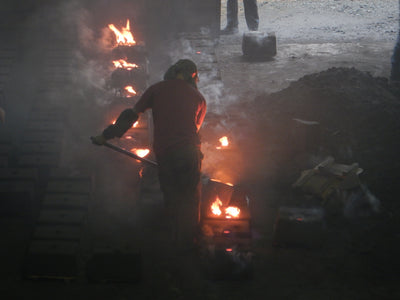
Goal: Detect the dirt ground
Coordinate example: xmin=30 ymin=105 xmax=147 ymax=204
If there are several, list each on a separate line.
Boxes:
xmin=1 ymin=1 xmax=400 ymax=299
xmin=209 ymin=1 xmax=400 ymax=299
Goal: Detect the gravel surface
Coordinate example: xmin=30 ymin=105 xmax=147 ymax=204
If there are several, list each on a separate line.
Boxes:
xmin=216 ymin=0 xmax=399 ymax=101
xmin=221 ymin=0 xmax=398 ymax=42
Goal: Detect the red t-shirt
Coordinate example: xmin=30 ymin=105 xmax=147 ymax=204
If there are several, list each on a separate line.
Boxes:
xmin=134 ymin=79 xmax=207 ymax=156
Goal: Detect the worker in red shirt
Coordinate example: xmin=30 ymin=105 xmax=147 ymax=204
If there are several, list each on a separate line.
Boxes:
xmin=92 ymin=59 xmax=207 ymax=252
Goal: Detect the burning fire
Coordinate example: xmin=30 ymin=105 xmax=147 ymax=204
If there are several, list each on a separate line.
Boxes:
xmin=210 ymin=178 xmax=233 ymax=186
xmin=130 ymin=148 xmax=150 ymax=158
xmin=225 ymin=206 xmax=240 ymax=218
xmin=108 ymin=19 xmax=136 ymax=46
xmin=210 ymin=197 xmax=241 ymax=218
xmin=124 ymin=86 xmax=137 ymax=96
xmin=113 ymin=59 xmax=138 ymax=70
xmin=216 ymin=136 xmax=229 ymax=149
xmin=211 ymin=197 xmax=223 ymax=216
xmin=111 ymin=119 xmax=138 ymax=127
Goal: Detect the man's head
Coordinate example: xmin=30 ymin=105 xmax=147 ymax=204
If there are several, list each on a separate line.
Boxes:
xmin=164 ymin=59 xmax=199 ymax=88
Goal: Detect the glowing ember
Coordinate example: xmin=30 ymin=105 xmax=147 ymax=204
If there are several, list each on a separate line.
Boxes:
xmin=130 ymin=148 xmax=150 ymax=158
xmin=216 ymin=136 xmax=229 ymax=149
xmin=108 ymin=19 xmax=136 ymax=46
xmin=133 ymin=121 xmax=138 ymax=128
xmin=113 ymin=59 xmax=138 ymax=70
xmin=124 ymin=86 xmax=137 ymax=95
xmin=211 ymin=197 xmax=223 ymax=216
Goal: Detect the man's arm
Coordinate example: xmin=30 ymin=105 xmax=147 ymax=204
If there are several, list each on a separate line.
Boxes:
xmin=102 ymin=108 xmax=139 ymax=139
xmin=196 ymin=99 xmax=207 ymax=131
xmin=92 ymin=84 xmax=155 ymax=145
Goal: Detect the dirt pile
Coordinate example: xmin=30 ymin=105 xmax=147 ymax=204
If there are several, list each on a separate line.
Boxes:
xmin=248 ymin=67 xmax=400 ymax=211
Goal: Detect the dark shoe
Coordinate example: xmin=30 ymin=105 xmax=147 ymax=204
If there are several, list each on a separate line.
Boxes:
xmin=220 ymin=26 xmax=238 ymax=35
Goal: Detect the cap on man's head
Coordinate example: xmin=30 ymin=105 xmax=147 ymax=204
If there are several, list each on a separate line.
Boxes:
xmin=164 ymin=59 xmax=198 ymax=82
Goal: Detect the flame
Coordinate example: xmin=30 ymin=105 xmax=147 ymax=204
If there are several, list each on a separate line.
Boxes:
xmin=112 ymin=119 xmax=137 ymax=127
xmin=108 ymin=19 xmax=136 ymax=46
xmin=139 ymin=167 xmax=144 ymax=178
xmin=210 ymin=196 xmax=240 ymax=218
xmin=210 ymin=178 xmax=234 ymax=186
xmin=211 ymin=197 xmax=222 ymax=216
xmin=225 ymin=206 xmax=240 ymax=218
xmin=130 ymin=148 xmax=150 ymax=158
xmin=124 ymin=86 xmax=137 ymax=95
xmin=113 ymin=59 xmax=138 ymax=70
xmin=216 ymin=136 xmax=229 ymax=149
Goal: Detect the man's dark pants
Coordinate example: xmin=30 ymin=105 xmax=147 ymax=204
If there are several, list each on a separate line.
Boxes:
xmin=226 ymin=0 xmax=259 ymax=31
xmin=392 ymin=33 xmax=400 ymax=81
xmin=157 ymin=144 xmax=202 ymax=252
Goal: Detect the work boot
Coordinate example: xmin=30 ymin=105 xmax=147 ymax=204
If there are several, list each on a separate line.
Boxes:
xmin=220 ymin=26 xmax=239 ymax=35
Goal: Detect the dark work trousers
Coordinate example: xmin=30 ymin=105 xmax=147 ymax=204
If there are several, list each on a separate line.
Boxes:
xmin=226 ymin=0 xmax=259 ymax=31
xmin=392 ymin=33 xmax=400 ymax=81
xmin=392 ymin=0 xmax=400 ymax=81
xmin=157 ymin=144 xmax=202 ymax=253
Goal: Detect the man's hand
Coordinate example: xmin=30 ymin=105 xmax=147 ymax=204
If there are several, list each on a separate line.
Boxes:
xmin=91 ymin=135 xmax=107 ymax=145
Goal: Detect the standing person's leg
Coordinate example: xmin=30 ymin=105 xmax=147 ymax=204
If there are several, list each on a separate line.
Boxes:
xmin=243 ymin=0 xmax=259 ymax=31
xmin=222 ymin=0 xmax=239 ymax=34
xmin=172 ymin=145 xmax=202 ymax=250
xmin=391 ymin=33 xmax=400 ymax=82
xmin=392 ymin=0 xmax=400 ymax=83
xmin=157 ymin=145 xmax=202 ymax=251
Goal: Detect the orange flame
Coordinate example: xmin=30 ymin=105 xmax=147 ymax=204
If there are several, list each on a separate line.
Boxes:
xmin=108 ymin=19 xmax=136 ymax=46
xmin=124 ymin=86 xmax=137 ymax=95
xmin=211 ymin=197 xmax=222 ymax=216
xmin=225 ymin=206 xmax=241 ymax=218
xmin=112 ymin=119 xmax=137 ymax=127
xmin=210 ymin=196 xmax=241 ymax=218
xmin=113 ymin=59 xmax=138 ymax=70
xmin=130 ymin=148 xmax=150 ymax=158
xmin=210 ymin=178 xmax=233 ymax=186
xmin=216 ymin=136 xmax=229 ymax=149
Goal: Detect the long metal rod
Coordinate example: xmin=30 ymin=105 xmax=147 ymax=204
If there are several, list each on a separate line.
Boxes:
xmin=91 ymin=137 xmax=158 ymax=167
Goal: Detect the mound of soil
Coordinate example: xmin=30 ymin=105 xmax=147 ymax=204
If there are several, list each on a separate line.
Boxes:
xmin=247 ymin=67 xmax=400 ymax=207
